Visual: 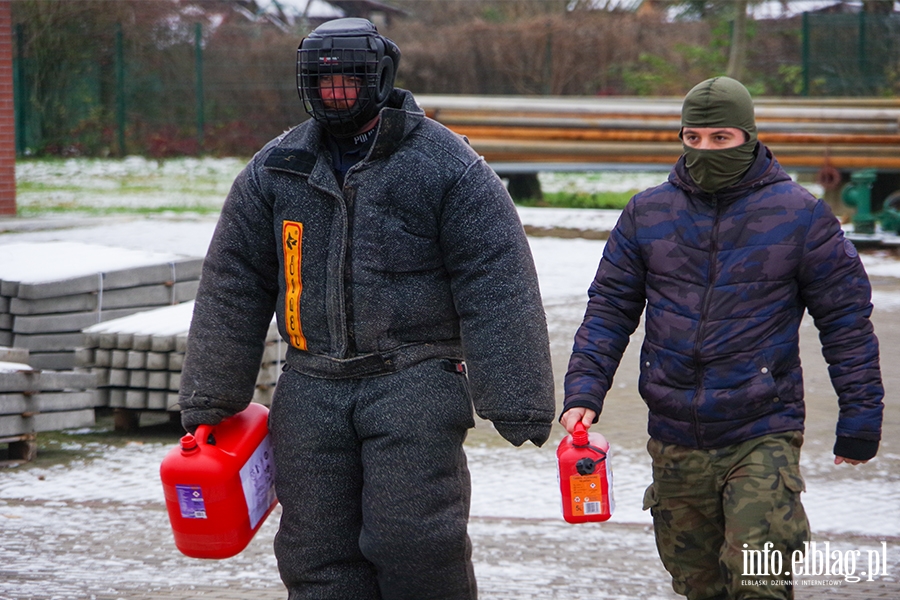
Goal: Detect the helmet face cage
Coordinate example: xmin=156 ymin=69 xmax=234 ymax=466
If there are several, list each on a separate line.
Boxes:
xmin=297 ymin=21 xmax=397 ymax=137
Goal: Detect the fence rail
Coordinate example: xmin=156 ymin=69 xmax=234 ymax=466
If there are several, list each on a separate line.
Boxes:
xmin=10 ymin=10 xmax=900 ymax=158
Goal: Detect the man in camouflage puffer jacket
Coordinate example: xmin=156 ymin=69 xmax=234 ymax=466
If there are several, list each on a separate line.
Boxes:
xmin=179 ymin=18 xmax=554 ymax=600
xmin=562 ymin=77 xmax=883 ymax=600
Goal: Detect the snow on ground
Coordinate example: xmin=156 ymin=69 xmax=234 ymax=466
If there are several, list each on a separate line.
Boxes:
xmin=1 ymin=209 xmax=898 ymax=539
xmin=14 ymin=156 xmax=245 ymax=212
xmin=15 ymin=156 xmax=245 ymax=185
xmin=1 ymin=421 xmax=898 ymax=538
xmin=1 ymin=162 xmax=899 ymax=598
xmin=7 ymin=208 xmax=897 ymax=290
xmin=83 ymin=301 xmax=196 ymax=337
xmin=0 ymin=361 xmax=34 ymax=373
xmin=0 ymin=241 xmax=182 ymax=284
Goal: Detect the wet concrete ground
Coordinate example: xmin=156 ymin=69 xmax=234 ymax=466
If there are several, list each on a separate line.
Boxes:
xmin=1 ymin=215 xmax=898 ymax=599
xmin=3 ymin=279 xmax=896 ymax=600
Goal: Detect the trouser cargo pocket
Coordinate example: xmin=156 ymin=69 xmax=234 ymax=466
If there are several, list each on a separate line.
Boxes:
xmin=642 ymin=483 xmax=658 ymax=512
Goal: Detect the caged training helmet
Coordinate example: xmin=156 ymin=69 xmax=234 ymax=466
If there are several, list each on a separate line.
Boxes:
xmin=297 ymin=18 xmax=401 ymax=137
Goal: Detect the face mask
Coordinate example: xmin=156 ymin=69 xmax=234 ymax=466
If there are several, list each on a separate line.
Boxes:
xmin=680 ymin=77 xmax=758 ymax=194
xmin=683 ymin=139 xmax=756 ymax=194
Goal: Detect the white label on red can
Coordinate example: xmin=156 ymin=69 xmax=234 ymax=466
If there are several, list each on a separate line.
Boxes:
xmin=606 ymin=450 xmax=615 ymax=516
xmin=175 ymin=484 xmax=207 ymax=519
xmin=240 ymin=434 xmax=277 ymax=529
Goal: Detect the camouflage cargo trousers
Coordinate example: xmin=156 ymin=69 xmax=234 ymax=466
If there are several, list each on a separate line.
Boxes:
xmin=643 ymin=431 xmax=809 ymax=600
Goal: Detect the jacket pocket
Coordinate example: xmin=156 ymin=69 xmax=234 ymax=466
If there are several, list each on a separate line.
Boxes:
xmin=642 ymin=483 xmax=659 ymax=511
xmin=705 ymin=353 xmax=782 ymax=422
xmin=638 ymin=347 xmax=656 ymax=397
xmin=742 ymin=353 xmax=781 ymax=417
xmin=439 ymin=359 xmax=475 ymax=430
xmin=779 ymin=465 xmax=806 ymax=494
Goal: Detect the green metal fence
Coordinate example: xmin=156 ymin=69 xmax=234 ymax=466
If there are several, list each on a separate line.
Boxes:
xmin=802 ymin=12 xmax=900 ymax=96
xmin=10 ymin=10 xmax=900 ymax=158
xmin=13 ymin=18 xmax=307 ymax=157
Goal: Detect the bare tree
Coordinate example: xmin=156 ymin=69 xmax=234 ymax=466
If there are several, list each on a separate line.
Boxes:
xmin=726 ymin=0 xmax=748 ymax=80
xmin=862 ymin=0 xmax=895 ymax=15
xmin=666 ymin=0 xmax=768 ymax=81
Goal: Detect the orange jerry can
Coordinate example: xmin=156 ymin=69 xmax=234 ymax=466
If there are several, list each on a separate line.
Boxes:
xmin=557 ymin=421 xmax=614 ymax=523
xmin=160 ymin=403 xmax=277 ymax=559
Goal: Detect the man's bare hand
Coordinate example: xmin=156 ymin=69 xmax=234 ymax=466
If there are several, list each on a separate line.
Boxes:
xmin=560 ymin=407 xmax=597 ymax=434
xmin=834 ymin=456 xmax=868 ymax=466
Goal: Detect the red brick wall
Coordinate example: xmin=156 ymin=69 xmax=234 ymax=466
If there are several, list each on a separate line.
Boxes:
xmin=0 ymin=0 xmax=15 ymax=216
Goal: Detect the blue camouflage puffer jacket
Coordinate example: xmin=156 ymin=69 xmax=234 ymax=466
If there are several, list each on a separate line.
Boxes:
xmin=564 ymin=145 xmax=883 ymax=458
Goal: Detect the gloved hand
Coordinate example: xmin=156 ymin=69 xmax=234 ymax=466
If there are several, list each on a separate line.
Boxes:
xmin=178 ymin=388 xmax=250 ymax=433
xmin=492 ymin=420 xmax=551 ymax=447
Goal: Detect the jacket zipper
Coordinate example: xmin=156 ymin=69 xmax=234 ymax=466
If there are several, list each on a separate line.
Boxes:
xmin=333 ymin=132 xmax=376 ymax=358
xmin=692 ymin=199 xmax=722 ymax=447
xmin=342 ymin=184 xmax=357 ymax=357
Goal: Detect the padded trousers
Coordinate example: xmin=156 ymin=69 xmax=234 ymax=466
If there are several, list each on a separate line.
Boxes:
xmin=268 ymin=357 xmax=478 ymax=600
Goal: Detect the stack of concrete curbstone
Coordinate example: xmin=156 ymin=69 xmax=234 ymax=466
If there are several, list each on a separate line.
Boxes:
xmin=0 ymin=242 xmax=202 ymax=370
xmin=0 ymin=347 xmax=100 ymax=461
xmin=77 ymin=301 xmax=284 ymax=419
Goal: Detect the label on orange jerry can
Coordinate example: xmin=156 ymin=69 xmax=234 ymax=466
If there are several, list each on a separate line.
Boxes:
xmin=568 ymin=473 xmax=606 ymax=518
xmin=557 ymin=422 xmax=614 ymax=523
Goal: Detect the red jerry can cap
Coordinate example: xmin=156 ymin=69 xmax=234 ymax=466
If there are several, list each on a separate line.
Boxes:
xmin=572 ymin=421 xmax=590 ymax=447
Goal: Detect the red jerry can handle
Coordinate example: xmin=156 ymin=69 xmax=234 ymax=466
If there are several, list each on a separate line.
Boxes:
xmin=193 ymin=423 xmax=215 ymax=445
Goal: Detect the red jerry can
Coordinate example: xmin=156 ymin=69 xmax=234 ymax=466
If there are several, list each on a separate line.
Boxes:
xmin=557 ymin=421 xmax=614 ymax=523
xmin=160 ymin=402 xmax=278 ymax=559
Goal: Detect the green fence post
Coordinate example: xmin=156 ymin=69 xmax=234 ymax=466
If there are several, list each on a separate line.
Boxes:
xmin=14 ymin=24 xmax=25 ymax=155
xmin=801 ymin=12 xmax=809 ymax=97
xmin=115 ymin=23 xmax=126 ymax=156
xmin=858 ymin=11 xmax=867 ymax=93
xmin=195 ymin=22 xmax=204 ymax=151
xmin=542 ymin=22 xmax=552 ymax=96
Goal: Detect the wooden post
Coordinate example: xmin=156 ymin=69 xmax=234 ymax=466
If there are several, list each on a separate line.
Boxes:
xmin=7 ymin=434 xmax=38 ymax=462
xmin=0 ymin=0 xmax=16 ymax=216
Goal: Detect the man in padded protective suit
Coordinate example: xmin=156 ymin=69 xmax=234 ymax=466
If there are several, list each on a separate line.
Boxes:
xmin=561 ymin=77 xmax=883 ymax=600
xmin=178 ymin=17 xmax=555 ymax=600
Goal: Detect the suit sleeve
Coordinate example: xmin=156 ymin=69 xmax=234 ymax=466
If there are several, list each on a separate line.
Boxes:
xmin=798 ymin=199 xmax=883 ymax=459
xmin=438 ymin=158 xmax=555 ymax=447
xmin=178 ymin=160 xmax=280 ymax=431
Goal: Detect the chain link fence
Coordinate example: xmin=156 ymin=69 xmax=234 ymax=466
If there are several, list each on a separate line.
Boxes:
xmin=11 ymin=6 xmax=900 ymax=158
xmin=13 ymin=9 xmax=308 ymax=158
xmin=803 ymin=12 xmax=900 ymax=96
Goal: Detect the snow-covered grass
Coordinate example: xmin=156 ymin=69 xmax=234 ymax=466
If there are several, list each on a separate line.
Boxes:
xmin=539 ymin=168 xmax=825 ymax=199
xmin=15 ymin=156 xmax=246 ymax=215
xmin=539 ymin=170 xmax=669 ymax=195
xmin=15 ymin=157 xmax=828 ymax=215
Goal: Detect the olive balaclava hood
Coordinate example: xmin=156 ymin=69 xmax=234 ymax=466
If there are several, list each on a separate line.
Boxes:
xmin=680 ymin=76 xmax=758 ymax=194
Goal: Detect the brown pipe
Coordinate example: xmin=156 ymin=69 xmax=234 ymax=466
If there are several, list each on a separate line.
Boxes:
xmin=467 ymin=139 xmax=900 ymax=170
xmin=448 ymin=125 xmax=900 ymax=146
xmin=431 ymin=114 xmax=898 ymax=135
xmin=417 ymin=95 xmax=900 ymax=122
